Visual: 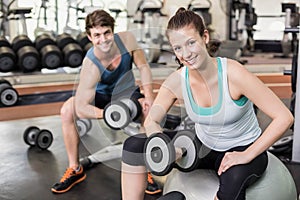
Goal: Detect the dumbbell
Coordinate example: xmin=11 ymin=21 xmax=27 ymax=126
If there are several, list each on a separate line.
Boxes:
xmin=103 ymin=98 xmax=142 ymax=130
xmin=11 ymin=34 xmax=40 ymax=72
xmin=268 ymin=135 xmax=293 ymax=154
xmin=0 ymin=36 xmax=17 ymax=72
xmin=0 ymin=79 xmax=19 ymax=107
xmin=34 ymin=33 xmax=63 ymax=69
xmin=23 ymin=126 xmax=53 ymax=150
xmin=76 ymin=32 xmax=92 ymax=55
xmin=76 ymin=118 xmax=92 ymax=137
xmin=144 ymin=130 xmax=201 ymax=176
xmin=56 ymin=33 xmax=83 ymax=68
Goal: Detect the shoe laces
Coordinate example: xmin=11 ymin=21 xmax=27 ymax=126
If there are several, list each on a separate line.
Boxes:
xmin=147 ymin=172 xmax=154 ymax=185
xmin=60 ymin=168 xmax=75 ymax=182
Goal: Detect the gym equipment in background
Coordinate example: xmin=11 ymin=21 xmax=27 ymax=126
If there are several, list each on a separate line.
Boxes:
xmin=35 ymin=33 xmax=63 ymax=69
xmin=76 ymin=118 xmax=92 ymax=137
xmin=214 ymin=0 xmax=258 ymax=62
xmin=23 ymin=126 xmax=53 ymax=150
xmin=280 ymin=3 xmax=299 ymax=58
xmin=11 ymin=34 xmax=40 ymax=72
xmin=56 ymin=32 xmax=83 ymax=68
xmin=63 ymin=0 xmax=105 ymax=38
xmin=131 ymin=0 xmax=167 ymax=63
xmin=188 ymin=0 xmax=212 ymax=31
xmin=34 ymin=0 xmax=58 ymax=37
xmin=76 ymin=32 xmax=92 ymax=55
xmin=0 ymin=35 xmax=17 ymax=72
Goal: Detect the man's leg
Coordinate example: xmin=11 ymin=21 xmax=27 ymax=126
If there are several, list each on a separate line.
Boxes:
xmin=51 ymin=97 xmax=86 ymax=193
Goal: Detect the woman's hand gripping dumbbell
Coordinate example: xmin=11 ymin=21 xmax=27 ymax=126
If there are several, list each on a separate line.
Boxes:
xmin=144 ymin=130 xmax=201 ymax=176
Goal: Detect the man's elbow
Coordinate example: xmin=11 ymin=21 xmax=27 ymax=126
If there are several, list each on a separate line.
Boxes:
xmin=75 ymin=104 xmax=86 ymax=119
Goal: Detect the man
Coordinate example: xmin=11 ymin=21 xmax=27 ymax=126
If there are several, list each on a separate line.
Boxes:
xmin=51 ymin=9 xmax=161 ymax=195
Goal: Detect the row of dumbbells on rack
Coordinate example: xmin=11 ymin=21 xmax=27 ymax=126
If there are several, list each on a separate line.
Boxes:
xmin=0 ymin=32 xmax=92 ymax=73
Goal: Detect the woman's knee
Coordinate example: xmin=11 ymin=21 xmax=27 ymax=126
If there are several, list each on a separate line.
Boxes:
xmin=122 ymin=134 xmax=147 ymax=166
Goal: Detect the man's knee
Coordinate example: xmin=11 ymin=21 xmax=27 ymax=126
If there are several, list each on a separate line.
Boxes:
xmin=60 ymin=98 xmax=75 ymax=122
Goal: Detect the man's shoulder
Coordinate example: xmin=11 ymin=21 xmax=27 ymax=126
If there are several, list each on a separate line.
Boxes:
xmin=115 ymin=31 xmax=137 ymax=48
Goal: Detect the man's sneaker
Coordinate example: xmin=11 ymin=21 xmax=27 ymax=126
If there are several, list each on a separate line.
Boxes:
xmin=51 ymin=166 xmax=86 ymax=194
xmin=145 ymin=172 xmax=162 ymax=195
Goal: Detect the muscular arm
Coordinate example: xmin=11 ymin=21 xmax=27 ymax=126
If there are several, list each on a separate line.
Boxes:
xmin=133 ymin=49 xmax=154 ymax=99
xmin=144 ymin=71 xmax=182 ymax=136
xmin=120 ymin=31 xmax=154 ymax=99
xmin=75 ymin=58 xmax=103 ymax=119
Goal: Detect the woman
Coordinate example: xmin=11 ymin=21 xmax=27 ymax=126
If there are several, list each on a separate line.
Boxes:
xmin=121 ymin=7 xmax=294 ymax=200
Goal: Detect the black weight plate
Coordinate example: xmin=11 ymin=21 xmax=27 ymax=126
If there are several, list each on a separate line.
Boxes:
xmin=172 ymin=130 xmax=200 ymax=172
xmin=144 ymin=133 xmax=175 ymax=176
xmin=40 ymin=44 xmax=62 ymax=69
xmin=76 ymin=119 xmax=90 ymax=137
xmin=35 ymin=129 xmax=53 ymax=150
xmin=0 ymin=47 xmax=16 ymax=72
xmin=17 ymin=46 xmax=40 ymax=72
xmin=63 ymin=43 xmax=83 ymax=67
xmin=268 ymin=145 xmax=291 ymax=154
xmin=0 ymin=86 xmax=19 ymax=106
xmin=0 ymin=79 xmax=11 ymax=86
xmin=84 ymin=42 xmax=93 ymax=53
xmin=164 ymin=114 xmax=181 ymax=130
xmin=76 ymin=32 xmax=90 ymax=48
xmin=0 ymin=36 xmax=10 ymax=47
xmin=11 ymin=34 xmax=33 ymax=52
xmin=130 ymin=98 xmax=142 ymax=121
xmin=103 ymin=101 xmax=130 ymax=130
xmin=35 ymin=33 xmax=56 ymax=51
xmin=273 ymin=135 xmax=293 ymax=149
xmin=23 ymin=126 xmax=40 ymax=146
xmin=56 ymin=33 xmax=76 ymax=49
xmin=120 ymin=98 xmax=142 ymax=121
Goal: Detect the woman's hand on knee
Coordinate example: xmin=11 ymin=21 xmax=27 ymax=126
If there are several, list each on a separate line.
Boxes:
xmin=218 ymin=151 xmax=251 ymax=175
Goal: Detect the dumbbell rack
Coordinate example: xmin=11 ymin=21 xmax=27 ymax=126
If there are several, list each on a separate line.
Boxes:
xmin=0 ymin=71 xmax=78 ymax=121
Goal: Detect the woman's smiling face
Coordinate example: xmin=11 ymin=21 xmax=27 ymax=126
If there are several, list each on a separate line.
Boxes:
xmin=168 ymin=24 xmax=209 ymax=70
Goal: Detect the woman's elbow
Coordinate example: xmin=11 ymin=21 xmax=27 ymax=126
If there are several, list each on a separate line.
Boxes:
xmin=281 ymin=110 xmax=294 ymax=130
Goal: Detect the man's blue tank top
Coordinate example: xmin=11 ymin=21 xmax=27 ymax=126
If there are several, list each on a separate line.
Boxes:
xmin=86 ymin=34 xmax=136 ymax=95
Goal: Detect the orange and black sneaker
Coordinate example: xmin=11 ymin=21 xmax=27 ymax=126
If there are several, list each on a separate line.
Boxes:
xmin=51 ymin=166 xmax=86 ymax=194
xmin=145 ymin=172 xmax=162 ymax=195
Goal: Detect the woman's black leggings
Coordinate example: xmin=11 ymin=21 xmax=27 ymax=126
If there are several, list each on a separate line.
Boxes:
xmin=122 ymin=133 xmax=268 ymax=200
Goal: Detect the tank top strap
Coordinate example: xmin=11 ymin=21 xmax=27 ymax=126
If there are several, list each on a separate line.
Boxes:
xmin=114 ymin=34 xmax=128 ymax=55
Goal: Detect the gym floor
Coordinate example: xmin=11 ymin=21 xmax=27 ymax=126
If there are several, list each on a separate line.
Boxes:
xmin=0 ymin=53 xmax=299 ymax=200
